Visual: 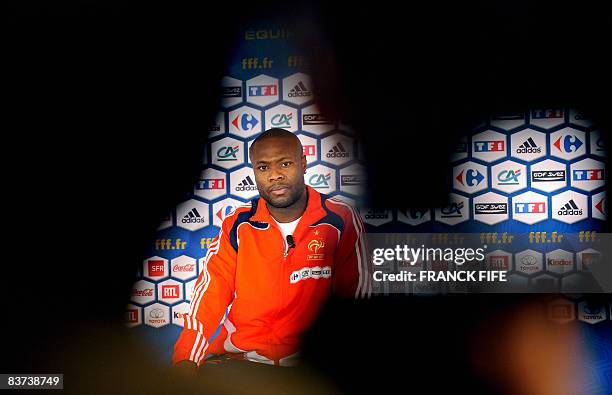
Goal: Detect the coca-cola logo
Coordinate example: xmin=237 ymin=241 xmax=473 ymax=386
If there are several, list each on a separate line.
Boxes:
xmin=132 ymin=288 xmax=154 ymax=297
xmin=173 ymin=264 xmax=196 ymax=272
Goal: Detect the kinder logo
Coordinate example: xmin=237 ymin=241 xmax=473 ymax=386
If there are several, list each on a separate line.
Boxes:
xmin=288 ymin=81 xmax=312 ymax=98
xmin=364 ymin=209 xmax=389 ymax=220
xmin=531 ymin=108 xmax=564 ymax=119
xmin=497 ymin=169 xmax=521 ymax=185
xmin=441 ymin=202 xmax=464 ymax=218
xmin=341 ymin=175 xmax=363 ymax=186
xmin=231 ymin=114 xmax=259 ymax=131
xmin=532 ymin=170 xmax=565 ymax=182
xmin=327 ymin=142 xmax=350 ymax=158
xmin=222 ymin=86 xmax=242 ymax=98
xmin=456 ymin=169 xmax=485 ymax=187
xmin=182 ymin=208 xmax=206 ymax=224
xmin=235 ymin=176 xmax=258 ymax=192
xmin=290 ymin=266 xmax=331 ymax=284
xmin=217 ymin=146 xmax=240 ymax=161
xmin=558 ymin=200 xmax=583 ymax=216
xmin=516 ymin=138 xmax=542 ymax=154
xmin=162 ymin=285 xmax=180 ymax=298
xmin=125 ymin=309 xmax=139 ymax=323
xmin=147 ymin=260 xmax=165 ymax=277
xmin=548 ymin=258 xmax=572 ymax=267
xmin=514 ymin=202 xmax=546 ymax=214
xmin=474 ymin=140 xmax=505 ymax=152
xmin=248 ymin=85 xmax=278 ymax=97
xmin=475 ymin=203 xmax=508 ymax=214
xmin=303 ymin=113 xmax=331 ymax=125
xmin=489 ymin=256 xmax=509 ymax=270
xmin=309 ymin=173 xmax=331 ymax=189
xmin=303 ymin=145 xmax=316 ymax=156
xmin=553 ymin=135 xmax=583 ymax=153
xmin=271 ymin=113 xmax=292 ymax=127
xmin=572 ymin=169 xmax=605 ymax=181
xmin=196 ymin=178 xmax=225 ymax=190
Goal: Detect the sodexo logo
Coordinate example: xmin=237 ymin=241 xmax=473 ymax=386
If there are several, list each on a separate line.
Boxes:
xmin=176 ymin=199 xmax=210 ymax=231
xmin=265 ymin=104 xmax=298 ymax=132
xmin=589 ymin=130 xmax=606 ymax=157
xmin=550 ymin=128 xmax=586 ymax=161
xmin=570 ymin=158 xmax=605 ymax=192
xmin=301 ymin=104 xmax=334 ymax=135
xmin=551 ymin=191 xmax=588 ymax=224
xmin=472 ymin=130 xmax=507 ymax=163
xmin=221 ymin=76 xmax=243 ymax=108
xmin=529 ymin=108 xmax=565 ymax=129
xmin=591 ymin=191 xmax=606 ymax=221
xmin=473 ymin=192 xmax=508 ymax=225
xmin=194 ymin=168 xmax=227 ymax=200
xmin=397 ymin=208 xmax=431 ymax=226
xmin=321 ymin=134 xmax=354 ymax=166
xmin=305 ymin=164 xmax=337 ymax=193
xmin=211 ymin=137 xmax=245 ymax=170
xmin=435 ymin=193 xmax=470 ymax=225
xmin=511 ymin=191 xmax=548 ymax=225
xmin=530 ymin=159 xmax=567 ymax=193
xmin=246 ymin=74 xmax=279 ymax=107
xmin=452 ymin=161 xmax=488 ymax=194
xmin=491 ymin=160 xmax=527 ymax=194
xmin=230 ymin=167 xmax=259 ymax=200
xmin=212 ymin=197 xmax=243 ymax=228
xmin=510 ymin=129 xmax=546 ymax=162
xmin=282 ymin=72 xmax=314 ymax=106
xmin=229 ymin=106 xmax=262 ymax=138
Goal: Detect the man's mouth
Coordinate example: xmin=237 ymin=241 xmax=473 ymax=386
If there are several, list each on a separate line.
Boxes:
xmin=269 ymin=185 xmax=290 ymax=196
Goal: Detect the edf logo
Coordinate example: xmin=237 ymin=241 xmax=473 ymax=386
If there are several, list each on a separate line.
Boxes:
xmin=231 ymin=113 xmax=259 ymax=131
xmin=514 ymin=202 xmax=546 ymax=213
xmin=474 ymin=140 xmax=505 ymax=152
xmin=553 ymin=135 xmax=583 ymax=153
xmin=572 ymin=169 xmax=605 ymax=181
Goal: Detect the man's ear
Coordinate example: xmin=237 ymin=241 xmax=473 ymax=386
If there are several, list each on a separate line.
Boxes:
xmin=302 ymin=155 xmax=307 ymax=173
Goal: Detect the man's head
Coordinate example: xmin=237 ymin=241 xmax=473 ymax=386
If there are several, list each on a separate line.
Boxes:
xmin=249 ymin=128 xmax=307 ymax=209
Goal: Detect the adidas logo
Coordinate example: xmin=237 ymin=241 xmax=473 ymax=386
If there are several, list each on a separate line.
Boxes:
xmin=558 ymin=199 xmax=583 ymax=216
xmin=288 ymin=81 xmax=312 ymax=98
xmin=516 ymin=137 xmax=541 ymax=154
xmin=326 ymin=142 xmax=350 ymax=158
xmin=182 ymin=208 xmax=206 ymax=224
xmin=235 ymin=176 xmax=258 ymax=192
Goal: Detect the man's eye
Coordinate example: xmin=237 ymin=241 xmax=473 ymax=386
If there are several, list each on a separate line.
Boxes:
xmin=258 ymin=165 xmax=268 ymax=171
xmin=281 ymin=162 xmax=292 ymax=168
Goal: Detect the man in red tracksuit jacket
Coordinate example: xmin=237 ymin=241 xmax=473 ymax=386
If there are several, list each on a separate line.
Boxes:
xmin=173 ymin=128 xmax=370 ymax=369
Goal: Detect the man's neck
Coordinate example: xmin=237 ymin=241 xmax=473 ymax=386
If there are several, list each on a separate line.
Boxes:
xmin=267 ymin=187 xmax=308 ymax=223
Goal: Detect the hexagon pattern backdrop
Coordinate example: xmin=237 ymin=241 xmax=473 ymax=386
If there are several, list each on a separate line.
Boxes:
xmin=123 ymin=24 xmax=612 ymax=391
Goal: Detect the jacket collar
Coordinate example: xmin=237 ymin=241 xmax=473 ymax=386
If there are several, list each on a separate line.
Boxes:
xmin=250 ymin=185 xmax=327 ymax=226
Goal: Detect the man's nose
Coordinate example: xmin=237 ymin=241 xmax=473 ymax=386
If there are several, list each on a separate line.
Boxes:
xmin=268 ymin=168 xmax=284 ymax=181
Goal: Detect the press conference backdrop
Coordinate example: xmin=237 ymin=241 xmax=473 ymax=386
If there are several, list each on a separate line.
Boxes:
xmin=123 ymin=23 xmax=612 ymax=393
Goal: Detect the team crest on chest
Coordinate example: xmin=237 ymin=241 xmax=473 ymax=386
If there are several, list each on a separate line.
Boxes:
xmin=307 ymin=231 xmax=326 ymax=260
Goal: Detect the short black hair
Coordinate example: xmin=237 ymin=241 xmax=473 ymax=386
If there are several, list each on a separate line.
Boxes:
xmin=249 ymin=128 xmax=302 ymax=157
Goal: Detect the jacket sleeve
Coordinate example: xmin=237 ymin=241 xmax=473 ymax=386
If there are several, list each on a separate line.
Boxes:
xmin=332 ymin=205 xmax=371 ymax=299
xmin=172 ymin=217 xmax=238 ymax=366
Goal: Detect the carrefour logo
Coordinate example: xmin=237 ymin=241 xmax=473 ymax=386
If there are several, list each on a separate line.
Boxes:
xmin=553 ymin=135 xmax=583 ymax=153
xmin=456 ymin=169 xmax=485 ymax=187
xmin=231 ymin=113 xmax=259 ymax=131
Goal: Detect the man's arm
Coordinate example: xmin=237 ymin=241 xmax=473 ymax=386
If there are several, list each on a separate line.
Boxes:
xmin=329 ymin=200 xmax=371 ymax=299
xmin=172 ymin=216 xmax=238 ymax=366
